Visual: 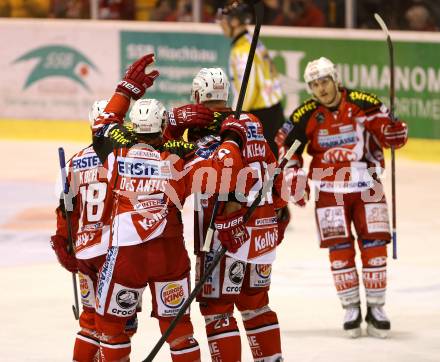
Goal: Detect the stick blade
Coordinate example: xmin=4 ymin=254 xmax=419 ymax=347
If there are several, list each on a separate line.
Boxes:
xmin=374 ymin=13 xmax=390 ymax=36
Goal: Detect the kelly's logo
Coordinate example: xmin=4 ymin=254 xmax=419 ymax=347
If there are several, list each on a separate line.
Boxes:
xmin=13 ymin=45 xmax=98 ymax=91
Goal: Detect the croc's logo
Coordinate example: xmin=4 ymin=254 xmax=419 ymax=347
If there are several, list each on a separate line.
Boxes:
xmin=13 ymin=45 xmax=98 ymax=91
xmin=160 ymin=282 xmax=185 ymax=309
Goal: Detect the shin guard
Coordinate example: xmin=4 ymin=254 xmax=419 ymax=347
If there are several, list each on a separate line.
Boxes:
xmin=241 ymin=306 xmax=282 ymax=362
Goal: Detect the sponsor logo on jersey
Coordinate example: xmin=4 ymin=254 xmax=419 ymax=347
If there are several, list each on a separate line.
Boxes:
xmin=80 ymin=276 xmax=91 ymax=299
xmin=160 ymin=282 xmax=185 ymax=309
xmin=331 ymin=260 xmax=349 ymax=270
xmin=255 ymin=217 xmax=277 ymax=226
xmin=246 ymin=122 xmax=265 ymax=141
xmin=72 ymin=155 xmax=101 ymax=171
xmin=96 ymin=246 xmax=117 ymax=315
xmin=127 ymin=148 xmax=161 ymax=160
xmin=254 ymin=229 xmax=278 ymax=252
xmin=13 ymin=45 xmax=98 ymax=91
xmin=292 ymin=101 xmax=317 ymax=123
xmin=256 ymin=264 xmax=271 ymax=279
xmin=349 ymin=91 xmax=380 ymax=105
xmin=196 ymin=142 xmax=220 ymax=159
xmin=318 ymin=129 xmax=328 ymax=136
xmin=281 ymin=121 xmax=294 ymax=134
xmin=368 ymin=256 xmax=387 ymax=267
xmin=318 ymin=131 xmax=357 ymax=148
xmin=229 ymin=261 xmax=246 ymax=285
xmin=110 ymin=128 xmax=131 ymax=145
xmin=116 ymin=289 xmax=139 ymax=309
xmin=339 ymin=124 xmax=354 ymax=133
xmin=117 ymin=157 xmax=171 ymax=178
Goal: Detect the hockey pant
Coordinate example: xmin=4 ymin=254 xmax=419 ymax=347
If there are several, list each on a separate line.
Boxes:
xmin=94 ymin=242 xmax=200 ymax=361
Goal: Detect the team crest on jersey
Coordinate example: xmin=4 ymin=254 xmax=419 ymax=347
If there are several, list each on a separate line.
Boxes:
xmin=323 ymin=147 xmax=359 ymax=163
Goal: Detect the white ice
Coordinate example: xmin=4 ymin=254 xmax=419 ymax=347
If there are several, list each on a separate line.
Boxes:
xmin=0 ymin=140 xmax=439 ymax=361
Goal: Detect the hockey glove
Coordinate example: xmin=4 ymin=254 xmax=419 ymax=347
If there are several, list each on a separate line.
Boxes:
xmin=214 ymin=208 xmax=250 ymax=253
xmin=167 ymin=104 xmax=214 ymax=138
xmin=219 ymin=115 xmax=248 ymax=149
xmin=116 ymin=54 xmax=159 ymax=100
xmin=50 ymin=235 xmax=78 ymax=273
xmin=382 ymin=121 xmax=408 ymax=149
xmin=276 ymin=206 xmax=291 ymax=246
xmin=285 ymin=167 xmax=309 ymax=207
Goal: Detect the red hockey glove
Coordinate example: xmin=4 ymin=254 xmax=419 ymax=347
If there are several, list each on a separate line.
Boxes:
xmin=167 ymin=104 xmax=214 ymax=137
xmin=285 ymin=167 xmax=309 ymax=207
xmin=382 ymin=121 xmax=408 ymax=149
xmin=219 ymin=115 xmax=248 ymax=148
xmin=50 ymin=235 xmax=78 ymax=273
xmin=116 ymin=54 xmax=159 ymax=100
xmin=214 ymin=208 xmax=250 ymax=253
xmin=276 ymin=206 xmax=291 ymax=246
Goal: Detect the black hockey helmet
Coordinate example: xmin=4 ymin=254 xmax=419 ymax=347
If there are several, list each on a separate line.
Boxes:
xmin=217 ymin=1 xmax=253 ymax=24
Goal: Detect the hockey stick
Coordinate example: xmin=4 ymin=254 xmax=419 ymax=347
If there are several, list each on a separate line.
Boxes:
xmin=142 ymin=139 xmax=300 ymax=362
xmin=374 ymin=14 xmax=397 ymax=259
xmin=203 ymin=0 xmax=264 ymax=252
xmin=58 ymin=147 xmax=80 ymax=320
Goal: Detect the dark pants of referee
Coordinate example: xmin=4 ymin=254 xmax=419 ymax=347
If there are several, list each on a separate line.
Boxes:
xmin=250 ymin=102 xmax=285 ymax=157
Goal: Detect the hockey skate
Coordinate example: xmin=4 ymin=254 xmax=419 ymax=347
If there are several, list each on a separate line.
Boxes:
xmin=343 ymin=306 xmax=362 ymax=338
xmin=365 ymin=306 xmax=390 ymax=338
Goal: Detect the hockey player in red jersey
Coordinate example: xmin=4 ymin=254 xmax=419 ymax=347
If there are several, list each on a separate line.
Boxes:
xmin=50 ymin=99 xmax=140 ymax=361
xmin=165 ymin=67 xmax=286 ymax=361
xmin=91 ymin=54 xmax=248 ymax=361
xmin=275 ymin=57 xmax=408 ymax=338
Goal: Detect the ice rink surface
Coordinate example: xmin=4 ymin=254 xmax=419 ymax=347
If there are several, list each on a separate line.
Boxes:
xmin=0 ymin=139 xmax=439 ymax=361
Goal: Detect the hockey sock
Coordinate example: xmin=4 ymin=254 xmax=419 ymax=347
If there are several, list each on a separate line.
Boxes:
xmin=241 ymin=306 xmax=282 ymax=361
xmin=360 ymin=242 xmax=388 ymax=305
xmin=73 ymin=330 xmax=100 ymax=362
xmin=99 ymin=333 xmax=131 ymax=361
xmin=205 ymin=314 xmax=241 ymax=362
xmin=159 ymin=317 xmax=201 ymax=362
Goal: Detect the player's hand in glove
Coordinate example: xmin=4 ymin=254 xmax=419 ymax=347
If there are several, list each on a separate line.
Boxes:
xmin=285 ymin=167 xmax=309 ymax=207
xmin=276 ymin=206 xmax=291 ymax=246
xmin=214 ymin=208 xmax=250 ymax=253
xmin=382 ymin=120 xmax=408 ymax=149
xmin=116 ymin=54 xmax=159 ymax=100
xmin=166 ymin=104 xmax=214 ymax=138
xmin=219 ymin=115 xmax=248 ymax=148
xmin=50 ymin=235 xmax=78 ymax=273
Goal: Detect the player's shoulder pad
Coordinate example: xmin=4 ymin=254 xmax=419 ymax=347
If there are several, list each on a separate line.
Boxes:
xmin=346 ymin=89 xmax=382 ymax=109
xmin=107 ymin=124 xmax=136 ymax=146
xmin=161 ymin=139 xmax=196 ymax=158
xmin=290 ymin=98 xmax=318 ymax=124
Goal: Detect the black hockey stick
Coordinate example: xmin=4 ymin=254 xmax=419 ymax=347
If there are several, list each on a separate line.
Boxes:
xmin=203 ymin=0 xmax=265 ymax=252
xmin=142 ymin=139 xmax=300 ymax=362
xmin=58 ymin=147 xmax=80 ymax=320
xmin=374 ymin=14 xmax=397 ymax=259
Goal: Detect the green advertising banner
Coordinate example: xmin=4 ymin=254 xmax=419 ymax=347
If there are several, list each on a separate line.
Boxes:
xmin=262 ymin=35 xmax=440 ymax=139
xmin=120 ymin=31 xmax=230 ymax=109
xmin=119 ymin=27 xmax=440 ymax=139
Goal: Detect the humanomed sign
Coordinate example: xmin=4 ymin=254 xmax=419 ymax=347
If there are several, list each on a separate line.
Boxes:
xmin=261 ymin=28 xmax=440 ymax=139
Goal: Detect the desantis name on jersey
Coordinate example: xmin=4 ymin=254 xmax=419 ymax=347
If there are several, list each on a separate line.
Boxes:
xmin=117 ymin=157 xmax=171 ymax=179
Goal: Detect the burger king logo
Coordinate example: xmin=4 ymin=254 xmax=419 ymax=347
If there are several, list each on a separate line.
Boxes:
xmin=256 ymin=264 xmax=271 ymax=279
xmin=80 ymin=276 xmax=90 ymax=299
xmin=160 ymin=282 xmax=185 ymax=309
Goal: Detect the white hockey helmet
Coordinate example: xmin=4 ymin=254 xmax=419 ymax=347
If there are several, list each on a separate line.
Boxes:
xmin=191 ymin=68 xmax=230 ymax=103
xmin=129 ymin=98 xmax=166 ymax=134
xmin=88 ymin=99 xmax=108 ymax=126
xmin=304 ymin=57 xmax=338 ymax=87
